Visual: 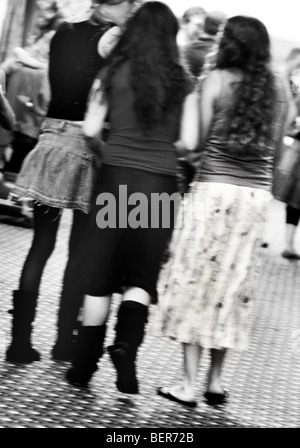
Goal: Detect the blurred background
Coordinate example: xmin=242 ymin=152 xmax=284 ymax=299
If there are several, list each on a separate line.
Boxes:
xmin=0 ymin=0 xmax=299 ymax=65
xmin=0 ymin=0 xmax=299 ymax=429
xmin=167 ymin=0 xmax=300 ymax=64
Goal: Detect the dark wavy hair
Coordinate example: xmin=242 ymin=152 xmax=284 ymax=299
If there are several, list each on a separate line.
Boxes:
xmin=103 ymin=1 xmax=189 ymax=132
xmin=215 ymin=16 xmax=277 ymax=153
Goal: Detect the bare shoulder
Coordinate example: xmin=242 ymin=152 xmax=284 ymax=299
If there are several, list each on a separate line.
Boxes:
xmin=202 ymin=69 xmax=223 ymax=96
xmin=205 ymin=68 xmax=222 ymax=82
xmin=217 ymin=68 xmax=242 ymax=83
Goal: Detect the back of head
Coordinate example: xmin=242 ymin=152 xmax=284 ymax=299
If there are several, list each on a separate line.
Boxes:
xmin=106 ymin=1 xmax=187 ymax=131
xmin=215 ymin=16 xmax=277 ymax=154
xmin=216 ymin=15 xmax=271 ymax=71
xmin=91 ymin=0 xmax=140 ymax=26
xmin=116 ymin=1 xmax=179 ymax=56
xmin=204 ymin=11 xmax=227 ymax=36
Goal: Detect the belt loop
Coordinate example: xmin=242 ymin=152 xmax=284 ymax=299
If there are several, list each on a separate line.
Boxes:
xmin=40 ymin=118 xmax=47 ymax=132
xmin=58 ymin=120 xmax=66 ymax=131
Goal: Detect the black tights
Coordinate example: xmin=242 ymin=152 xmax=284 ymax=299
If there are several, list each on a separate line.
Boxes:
xmin=286 ymin=205 xmax=300 ymax=227
xmin=19 ymin=203 xmax=88 ymax=297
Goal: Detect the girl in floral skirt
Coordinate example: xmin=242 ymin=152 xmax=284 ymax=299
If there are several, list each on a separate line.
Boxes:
xmin=156 ymin=15 xmax=292 ymax=407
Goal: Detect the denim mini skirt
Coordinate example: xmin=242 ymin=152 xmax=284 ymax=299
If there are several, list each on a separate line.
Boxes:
xmin=13 ymin=118 xmax=97 ymax=214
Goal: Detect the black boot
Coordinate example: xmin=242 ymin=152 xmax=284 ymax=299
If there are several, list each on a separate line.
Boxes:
xmin=6 ymin=290 xmax=41 ymax=363
xmin=51 ymin=291 xmax=83 ymax=361
xmin=66 ymin=325 xmax=106 ymax=388
xmin=107 ymin=301 xmax=148 ymax=394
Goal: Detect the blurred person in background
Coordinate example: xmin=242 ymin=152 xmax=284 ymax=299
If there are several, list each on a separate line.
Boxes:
xmin=156 ymin=16 xmax=291 ymax=408
xmin=183 ymin=10 xmax=227 ymax=79
xmin=0 ymin=69 xmax=16 ymax=197
xmin=5 ymin=0 xmax=136 ymax=365
xmin=0 ymin=70 xmax=15 ymax=133
xmin=0 ymin=1 xmax=64 ymax=175
xmin=280 ymin=48 xmax=300 ymax=259
xmin=177 ymin=10 xmax=227 ymax=195
xmin=175 ymin=6 xmax=208 ymax=196
xmin=177 ymin=6 xmax=207 ymax=48
xmin=0 ymin=0 xmax=64 ymax=74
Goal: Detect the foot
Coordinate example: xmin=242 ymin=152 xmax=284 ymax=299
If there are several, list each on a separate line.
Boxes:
xmin=157 ymin=385 xmax=197 ymax=408
xmin=65 ymin=366 xmax=93 ymax=388
xmin=6 ymin=344 xmax=41 ymax=363
xmin=204 ymin=378 xmax=228 ymax=405
xmin=281 ymin=249 xmax=300 ymax=259
xmin=204 ymin=389 xmax=229 ymax=405
xmin=107 ymin=343 xmax=139 ymax=394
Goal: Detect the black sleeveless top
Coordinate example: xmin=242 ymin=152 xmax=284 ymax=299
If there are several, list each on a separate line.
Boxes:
xmin=47 ymin=20 xmax=112 ymax=121
xmin=102 ymin=62 xmax=193 ymax=176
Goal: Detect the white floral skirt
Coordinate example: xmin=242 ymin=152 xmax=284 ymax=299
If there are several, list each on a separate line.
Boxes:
xmin=154 ymin=182 xmax=271 ymax=351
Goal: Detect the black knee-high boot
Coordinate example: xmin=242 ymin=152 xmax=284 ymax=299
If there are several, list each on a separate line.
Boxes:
xmin=66 ymin=325 xmax=106 ymax=388
xmin=51 ymin=291 xmax=83 ymax=361
xmin=107 ymin=301 xmax=148 ymax=394
xmin=6 ymin=290 xmax=40 ymax=363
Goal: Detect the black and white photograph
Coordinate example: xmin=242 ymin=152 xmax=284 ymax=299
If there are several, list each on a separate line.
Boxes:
xmin=0 ymin=0 xmax=299 ymax=432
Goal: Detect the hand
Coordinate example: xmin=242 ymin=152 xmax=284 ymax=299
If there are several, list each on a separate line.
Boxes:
xmin=185 ymin=149 xmax=204 ymax=169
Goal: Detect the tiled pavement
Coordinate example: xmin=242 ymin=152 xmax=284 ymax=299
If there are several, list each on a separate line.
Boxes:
xmin=0 ymin=199 xmax=300 ymax=429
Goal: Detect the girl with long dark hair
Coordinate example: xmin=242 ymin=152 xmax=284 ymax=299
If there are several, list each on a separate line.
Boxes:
xmin=156 ymin=16 xmax=291 ymax=407
xmin=66 ymin=1 xmax=199 ymax=391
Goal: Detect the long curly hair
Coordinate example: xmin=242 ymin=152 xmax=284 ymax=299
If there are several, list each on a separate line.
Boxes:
xmin=215 ymin=16 xmax=277 ymax=154
xmin=103 ymin=1 xmax=189 ymax=132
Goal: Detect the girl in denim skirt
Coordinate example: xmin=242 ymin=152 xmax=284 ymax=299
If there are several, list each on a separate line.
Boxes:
xmin=5 ymin=0 xmax=136 ymax=364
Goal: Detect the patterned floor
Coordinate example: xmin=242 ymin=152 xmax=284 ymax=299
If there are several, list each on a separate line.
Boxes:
xmin=0 ymin=199 xmax=300 ymax=428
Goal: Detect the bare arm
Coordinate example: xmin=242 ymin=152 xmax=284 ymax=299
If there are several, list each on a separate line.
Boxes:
xmin=83 ymin=78 xmax=109 ymax=168
xmin=83 ymin=78 xmax=108 ymax=139
xmin=0 ymin=80 xmax=16 ymax=131
xmin=183 ymin=70 xmax=221 ymax=169
xmin=199 ymin=70 xmax=221 ymax=150
xmin=13 ymin=47 xmax=48 ymax=70
xmin=175 ymin=89 xmax=199 ymax=158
